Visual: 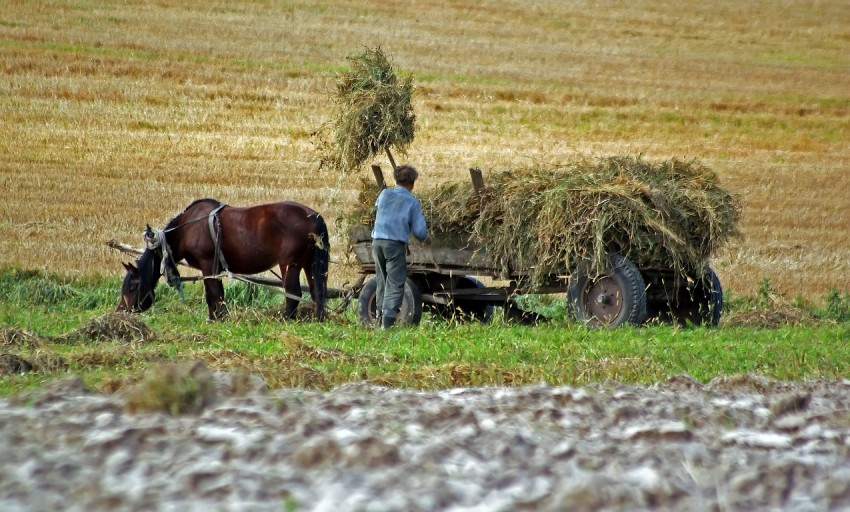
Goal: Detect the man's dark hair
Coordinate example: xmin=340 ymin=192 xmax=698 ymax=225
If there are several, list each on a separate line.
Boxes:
xmin=394 ymin=165 xmax=418 ymax=186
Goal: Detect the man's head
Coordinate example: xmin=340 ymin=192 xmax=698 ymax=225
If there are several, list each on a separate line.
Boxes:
xmin=394 ymin=165 xmax=418 ymax=188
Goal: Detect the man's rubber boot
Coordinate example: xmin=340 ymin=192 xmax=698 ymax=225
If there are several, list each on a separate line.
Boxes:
xmin=381 ymin=315 xmax=396 ymax=329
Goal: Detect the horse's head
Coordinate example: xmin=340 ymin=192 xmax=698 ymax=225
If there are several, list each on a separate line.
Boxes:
xmin=117 ymin=262 xmax=154 ymax=313
xmin=116 ymin=232 xmax=163 ymax=313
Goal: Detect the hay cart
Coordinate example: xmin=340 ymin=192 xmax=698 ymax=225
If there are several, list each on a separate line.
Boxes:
xmin=352 ymin=166 xmax=723 ymax=328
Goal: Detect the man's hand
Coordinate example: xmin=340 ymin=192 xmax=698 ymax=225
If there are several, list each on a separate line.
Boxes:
xmin=423 ymin=234 xmax=433 ymax=246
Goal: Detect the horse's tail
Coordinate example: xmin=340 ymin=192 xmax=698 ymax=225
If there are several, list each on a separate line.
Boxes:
xmin=310 ymin=213 xmax=330 ymax=319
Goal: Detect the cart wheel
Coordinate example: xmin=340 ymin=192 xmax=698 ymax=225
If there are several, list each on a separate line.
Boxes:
xmin=567 ymin=253 xmax=647 ymax=328
xmin=357 ymin=277 xmax=423 ymax=327
xmin=430 ymin=276 xmax=494 ymax=323
xmin=700 ymin=266 xmax=724 ymax=326
xmin=650 ymin=266 xmax=723 ymax=327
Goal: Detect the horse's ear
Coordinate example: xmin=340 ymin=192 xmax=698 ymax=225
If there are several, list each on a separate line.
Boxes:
xmin=122 ymin=262 xmax=138 ymax=274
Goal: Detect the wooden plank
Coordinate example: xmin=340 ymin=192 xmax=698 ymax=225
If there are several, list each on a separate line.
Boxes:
xmin=352 ymin=241 xmax=497 ymax=272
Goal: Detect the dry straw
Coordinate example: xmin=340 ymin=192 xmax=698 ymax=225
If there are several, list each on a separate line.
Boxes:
xmin=54 ymin=312 xmax=153 ymax=344
xmin=350 ymin=155 xmax=742 ymax=286
xmin=318 ymin=46 xmax=415 ymax=174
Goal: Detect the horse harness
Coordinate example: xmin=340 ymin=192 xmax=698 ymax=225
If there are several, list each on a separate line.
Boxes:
xmin=207 ymin=203 xmax=230 ymax=276
xmin=147 ymin=202 xmax=231 ymax=291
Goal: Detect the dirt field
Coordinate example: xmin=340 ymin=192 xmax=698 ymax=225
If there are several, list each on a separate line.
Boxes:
xmin=2 ymin=370 xmax=849 ymax=511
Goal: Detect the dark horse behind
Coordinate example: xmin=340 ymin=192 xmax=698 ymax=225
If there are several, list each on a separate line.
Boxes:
xmin=117 ymin=198 xmax=330 ymax=321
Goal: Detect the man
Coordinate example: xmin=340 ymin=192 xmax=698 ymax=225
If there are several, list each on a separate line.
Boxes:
xmin=371 ymin=164 xmax=429 ymax=328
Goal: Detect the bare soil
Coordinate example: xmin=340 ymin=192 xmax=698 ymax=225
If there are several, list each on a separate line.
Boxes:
xmin=2 ymin=373 xmax=849 ymax=511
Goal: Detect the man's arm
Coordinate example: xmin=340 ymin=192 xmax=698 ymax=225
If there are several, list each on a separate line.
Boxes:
xmin=410 ymin=202 xmax=428 ymax=242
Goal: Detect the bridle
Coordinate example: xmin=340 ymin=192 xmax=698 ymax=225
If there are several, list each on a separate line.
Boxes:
xmin=123 ymin=255 xmax=157 ymax=312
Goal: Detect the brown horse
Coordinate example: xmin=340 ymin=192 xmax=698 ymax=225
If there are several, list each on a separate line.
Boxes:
xmin=117 ymin=198 xmax=330 ymax=321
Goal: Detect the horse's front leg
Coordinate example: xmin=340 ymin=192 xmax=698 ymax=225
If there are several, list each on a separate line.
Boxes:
xmin=283 ymin=264 xmax=302 ymax=320
xmin=203 ymin=277 xmax=228 ymax=321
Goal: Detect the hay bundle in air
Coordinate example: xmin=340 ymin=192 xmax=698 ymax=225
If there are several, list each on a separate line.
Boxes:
xmin=319 ymin=46 xmax=415 ymax=174
xmin=350 ymin=155 xmax=742 ymax=286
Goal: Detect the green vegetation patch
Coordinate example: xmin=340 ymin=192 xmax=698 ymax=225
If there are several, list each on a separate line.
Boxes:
xmin=1 ymin=268 xmax=848 ymax=398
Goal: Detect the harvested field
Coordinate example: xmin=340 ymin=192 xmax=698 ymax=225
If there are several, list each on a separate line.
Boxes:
xmin=0 ymin=0 xmax=848 ymax=302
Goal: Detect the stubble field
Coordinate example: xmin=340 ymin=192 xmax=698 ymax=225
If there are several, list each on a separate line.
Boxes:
xmin=1 ymin=0 xmax=848 ymax=303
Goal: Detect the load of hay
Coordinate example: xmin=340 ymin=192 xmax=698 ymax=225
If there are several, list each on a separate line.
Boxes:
xmin=318 ymin=46 xmax=415 ymax=174
xmin=349 ymin=155 xmax=741 ymax=286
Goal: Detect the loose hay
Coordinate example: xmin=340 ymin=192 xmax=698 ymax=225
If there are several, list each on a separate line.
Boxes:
xmin=318 ymin=46 xmax=415 ymax=174
xmin=31 ymin=351 xmax=69 ymax=373
xmin=723 ymin=305 xmax=815 ymax=328
xmin=56 ymin=312 xmax=153 ymax=344
xmin=350 ymin=155 xmax=741 ymax=286
xmin=0 ymin=327 xmax=48 ymax=349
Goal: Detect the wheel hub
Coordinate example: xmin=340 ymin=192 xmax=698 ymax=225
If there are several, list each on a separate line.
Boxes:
xmin=585 ymin=277 xmax=623 ymax=325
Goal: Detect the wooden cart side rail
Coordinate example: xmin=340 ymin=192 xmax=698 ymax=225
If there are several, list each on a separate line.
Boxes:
xmin=355 ymin=262 xmax=505 ymax=279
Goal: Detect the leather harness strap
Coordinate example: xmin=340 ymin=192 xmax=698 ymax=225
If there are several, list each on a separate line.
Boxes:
xmin=207 ymin=203 xmax=229 ymax=275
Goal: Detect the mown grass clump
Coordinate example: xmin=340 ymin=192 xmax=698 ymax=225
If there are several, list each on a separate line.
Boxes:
xmin=318 ymin=46 xmax=415 ymax=174
xmin=123 ymin=360 xmax=217 ymax=416
xmin=55 ymin=312 xmax=154 ymax=344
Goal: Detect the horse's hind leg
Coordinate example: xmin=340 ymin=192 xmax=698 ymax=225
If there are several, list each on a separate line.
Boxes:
xmin=204 ymin=278 xmax=228 ymax=321
xmin=283 ymin=265 xmax=302 ymax=320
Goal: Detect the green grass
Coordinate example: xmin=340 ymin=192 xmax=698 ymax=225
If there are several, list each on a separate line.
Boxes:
xmin=1 ymin=266 xmax=848 ymax=397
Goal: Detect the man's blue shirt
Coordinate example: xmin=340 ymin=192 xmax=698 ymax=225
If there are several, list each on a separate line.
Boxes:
xmin=371 ymin=186 xmax=428 ymax=243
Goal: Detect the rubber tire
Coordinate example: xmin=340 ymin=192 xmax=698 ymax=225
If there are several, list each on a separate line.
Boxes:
xmin=700 ymin=266 xmax=724 ymax=326
xmin=567 ymin=253 xmax=647 ymax=328
xmin=357 ymin=277 xmax=423 ymax=327
xmin=430 ymin=276 xmax=495 ymax=323
xmin=645 ymin=266 xmax=723 ymax=327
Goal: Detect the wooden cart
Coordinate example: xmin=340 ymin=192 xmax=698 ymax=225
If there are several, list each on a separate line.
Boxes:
xmin=351 ymin=166 xmax=723 ymax=328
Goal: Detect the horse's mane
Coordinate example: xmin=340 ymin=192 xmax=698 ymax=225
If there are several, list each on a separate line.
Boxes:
xmin=163 ymin=198 xmax=221 ymax=230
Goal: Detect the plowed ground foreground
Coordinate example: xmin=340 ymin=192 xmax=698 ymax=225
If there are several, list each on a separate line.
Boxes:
xmin=2 ymin=374 xmax=849 ymax=511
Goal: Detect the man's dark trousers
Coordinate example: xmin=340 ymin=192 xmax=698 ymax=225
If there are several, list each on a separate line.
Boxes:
xmin=372 ymin=238 xmax=407 ymax=328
